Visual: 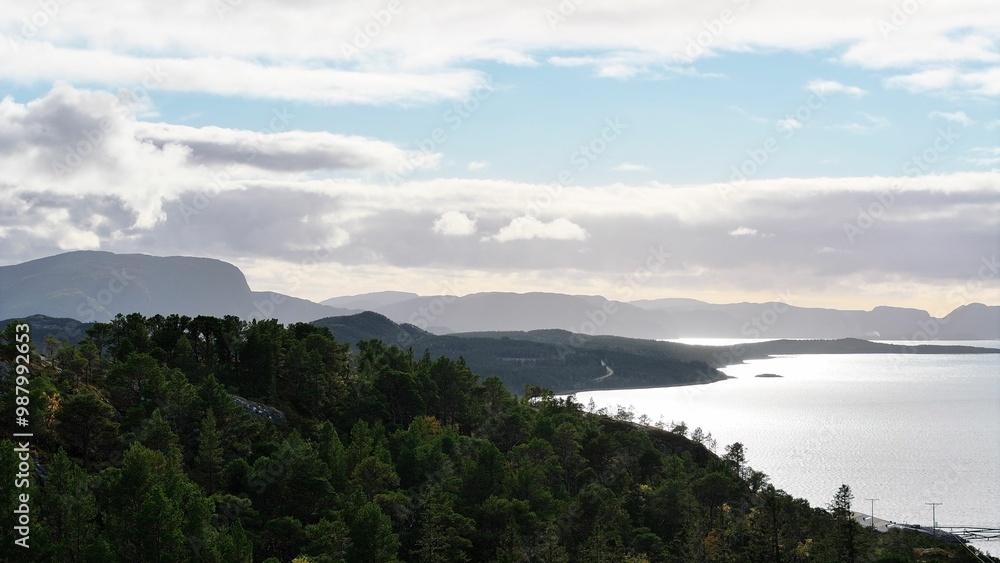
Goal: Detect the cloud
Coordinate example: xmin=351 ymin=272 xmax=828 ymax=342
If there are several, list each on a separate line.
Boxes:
xmin=928 ymin=111 xmax=975 ymax=127
xmin=828 ymin=112 xmax=890 ymax=135
xmin=960 ymin=147 xmax=1000 ymax=167
xmin=775 ymin=118 xmax=803 ymax=133
xmin=886 ymin=67 xmax=1000 ymax=97
xmin=4 ymin=168 xmax=999 ymax=308
xmin=484 ymin=217 xmax=588 ymax=242
xmin=804 ymin=80 xmax=867 ymax=97
xmin=467 ymin=160 xmax=489 ymax=171
xmin=135 ymin=122 xmax=438 ymax=173
xmin=432 ymin=211 xmax=477 ymax=236
xmin=728 ymin=227 xmax=758 ymax=237
xmin=4 ymin=1 xmax=996 ymax=104
xmin=2 ymin=41 xmax=488 ymax=106
xmin=613 ymin=162 xmax=650 ymax=172
xmin=0 ymin=84 xmax=438 ymax=228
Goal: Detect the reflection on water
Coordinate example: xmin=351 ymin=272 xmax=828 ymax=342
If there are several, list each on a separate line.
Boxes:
xmin=574 ymin=349 xmax=1000 ymax=556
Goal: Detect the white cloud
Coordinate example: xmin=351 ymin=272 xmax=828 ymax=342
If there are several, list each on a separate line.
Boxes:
xmin=3 ymin=1 xmax=996 ymax=104
xmin=432 ymin=211 xmax=477 ymax=236
xmin=775 ymin=118 xmax=803 ymax=133
xmin=2 ymin=41 xmax=487 ymax=106
xmin=484 ymin=217 xmax=588 ymax=242
xmin=886 ymin=67 xmax=1000 ymax=97
xmin=729 ymin=227 xmax=758 ymax=237
xmin=960 ymin=147 xmax=1000 ymax=167
xmin=828 ymin=112 xmax=890 ymax=135
xmin=986 ymin=119 xmax=1000 ymax=131
xmin=467 ymin=160 xmax=489 ymax=171
xmin=0 ymin=83 xmax=439 ymax=227
xmin=804 ymin=80 xmax=867 ymax=97
xmin=613 ymin=162 xmax=650 ymax=172
xmin=928 ymin=111 xmax=975 ymax=127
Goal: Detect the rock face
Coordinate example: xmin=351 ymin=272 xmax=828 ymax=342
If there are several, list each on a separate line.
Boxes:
xmin=0 ymin=251 xmax=351 ymax=324
xmin=231 ymin=395 xmax=287 ymax=424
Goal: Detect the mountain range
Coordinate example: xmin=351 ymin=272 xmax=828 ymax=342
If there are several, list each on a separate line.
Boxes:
xmin=325 ymin=292 xmax=1000 ymax=340
xmin=2 ymin=251 xmax=998 ymax=340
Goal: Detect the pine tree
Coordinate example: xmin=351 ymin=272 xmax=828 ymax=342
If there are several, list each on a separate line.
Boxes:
xmin=348 ymin=502 xmax=401 ymax=563
xmin=37 ymin=449 xmax=98 ymax=560
xmin=55 ymin=390 xmax=119 ymax=468
xmin=829 ymin=483 xmax=856 ymax=563
xmin=195 ymin=411 xmax=224 ymax=494
xmin=413 ymin=496 xmax=474 ymax=562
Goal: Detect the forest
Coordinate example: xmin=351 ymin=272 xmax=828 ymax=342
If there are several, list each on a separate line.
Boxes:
xmin=1 ymin=312 xmax=994 ymax=562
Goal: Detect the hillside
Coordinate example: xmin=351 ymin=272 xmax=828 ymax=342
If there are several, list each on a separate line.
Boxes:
xmin=1 ymin=313 xmax=993 ymax=563
xmin=312 ymin=312 xmax=727 ymax=394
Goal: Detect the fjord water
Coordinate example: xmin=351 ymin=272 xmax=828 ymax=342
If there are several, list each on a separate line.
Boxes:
xmin=573 ymin=341 xmax=1000 ymax=556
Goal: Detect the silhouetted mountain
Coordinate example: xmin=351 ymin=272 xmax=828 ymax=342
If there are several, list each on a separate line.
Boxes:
xmin=938 ymin=303 xmax=1000 ymax=339
xmin=321 ymin=291 xmax=419 ymax=310
xmin=5 ymin=252 xmax=997 ymax=339
xmin=363 ymin=292 xmax=999 ymax=340
xmin=0 ymin=251 xmax=351 ymax=324
xmin=370 ymin=292 xmax=669 ymax=337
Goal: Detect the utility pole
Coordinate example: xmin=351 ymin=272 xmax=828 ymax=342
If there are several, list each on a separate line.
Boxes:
xmin=865 ymin=498 xmax=879 ymax=529
xmin=926 ymin=502 xmax=942 ymax=536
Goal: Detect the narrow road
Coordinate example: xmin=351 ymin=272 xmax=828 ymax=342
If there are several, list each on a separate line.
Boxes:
xmin=594 ymin=360 xmax=614 ymax=381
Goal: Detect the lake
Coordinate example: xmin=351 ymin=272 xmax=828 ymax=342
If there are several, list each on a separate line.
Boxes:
xmin=571 ymin=340 xmax=1000 ymax=556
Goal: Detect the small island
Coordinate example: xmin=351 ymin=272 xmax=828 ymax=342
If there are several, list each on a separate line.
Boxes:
xmin=755 ymin=373 xmax=783 ymax=378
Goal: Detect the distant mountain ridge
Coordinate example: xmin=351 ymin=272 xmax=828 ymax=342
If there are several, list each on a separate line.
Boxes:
xmin=0 ymin=251 xmax=354 ymax=324
xmin=1 ymin=251 xmax=997 ymax=339
xmin=344 ymin=291 xmax=1000 ymax=340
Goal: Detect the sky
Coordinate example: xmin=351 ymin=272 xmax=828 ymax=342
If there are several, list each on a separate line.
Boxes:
xmin=0 ymin=0 xmax=998 ymax=315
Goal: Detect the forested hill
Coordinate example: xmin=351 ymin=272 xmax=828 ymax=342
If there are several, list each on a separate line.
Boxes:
xmin=311 ymin=312 xmax=727 ymax=393
xmin=2 ymin=314 xmax=993 ymax=562
xmin=6 ymin=313 xmax=996 ymax=395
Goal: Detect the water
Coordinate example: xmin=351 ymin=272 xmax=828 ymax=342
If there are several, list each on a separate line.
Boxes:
xmin=572 ymin=341 xmax=1000 ymax=556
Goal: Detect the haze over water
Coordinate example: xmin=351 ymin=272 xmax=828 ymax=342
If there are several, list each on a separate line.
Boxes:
xmin=573 ymin=341 xmax=1000 ymax=556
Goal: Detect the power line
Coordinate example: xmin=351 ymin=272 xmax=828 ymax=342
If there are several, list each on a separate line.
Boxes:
xmin=926 ymin=502 xmax=942 ymax=537
xmin=865 ymin=498 xmax=879 ymax=529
